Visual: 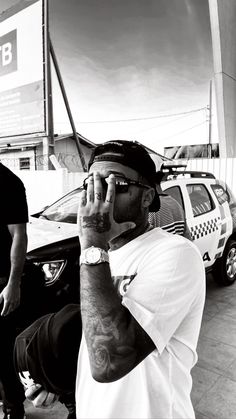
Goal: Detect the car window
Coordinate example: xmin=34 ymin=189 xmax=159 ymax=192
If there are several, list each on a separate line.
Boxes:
xmin=211 ymin=184 xmax=229 ymax=205
xmin=163 ymin=186 xmax=185 ymax=211
xmin=40 ymin=188 xmax=81 ymax=223
xmin=187 ymin=184 xmax=214 ymax=217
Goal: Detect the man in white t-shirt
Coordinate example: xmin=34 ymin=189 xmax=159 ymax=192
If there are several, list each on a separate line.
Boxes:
xmin=76 ymin=140 xmax=205 ymax=419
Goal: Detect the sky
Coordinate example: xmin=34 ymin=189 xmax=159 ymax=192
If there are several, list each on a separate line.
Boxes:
xmin=1 ymin=0 xmax=217 ymax=154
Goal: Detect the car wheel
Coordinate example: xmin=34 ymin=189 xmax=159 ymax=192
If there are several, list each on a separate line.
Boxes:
xmin=213 ymin=239 xmax=236 ymax=286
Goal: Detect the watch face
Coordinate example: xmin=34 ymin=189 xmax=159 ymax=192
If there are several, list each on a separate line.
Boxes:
xmin=86 ymin=247 xmax=101 ymax=263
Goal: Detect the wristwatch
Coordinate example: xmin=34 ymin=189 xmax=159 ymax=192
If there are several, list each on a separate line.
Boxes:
xmin=80 ymin=246 xmax=109 ymax=266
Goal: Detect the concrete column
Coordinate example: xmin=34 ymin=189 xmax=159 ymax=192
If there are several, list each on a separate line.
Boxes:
xmin=209 ymin=0 xmax=236 ymax=157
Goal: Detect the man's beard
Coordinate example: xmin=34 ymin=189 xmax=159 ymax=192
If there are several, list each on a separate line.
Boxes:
xmin=113 ymin=192 xmax=144 ymax=226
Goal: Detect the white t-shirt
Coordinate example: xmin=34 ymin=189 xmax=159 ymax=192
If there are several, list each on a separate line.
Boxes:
xmin=76 ymin=228 xmax=205 ymax=419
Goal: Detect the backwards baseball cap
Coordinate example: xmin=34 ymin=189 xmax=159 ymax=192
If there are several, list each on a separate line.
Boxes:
xmin=88 ymin=140 xmax=160 ymax=211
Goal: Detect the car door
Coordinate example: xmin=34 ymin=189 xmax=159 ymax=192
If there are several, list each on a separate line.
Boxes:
xmin=183 ymin=180 xmax=222 ymax=268
xmin=162 ymin=179 xmax=222 ymax=268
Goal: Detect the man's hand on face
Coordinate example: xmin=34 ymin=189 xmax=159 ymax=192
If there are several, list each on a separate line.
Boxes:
xmin=77 ymin=172 xmax=135 ymax=249
xmin=0 ymin=283 xmax=21 ymax=316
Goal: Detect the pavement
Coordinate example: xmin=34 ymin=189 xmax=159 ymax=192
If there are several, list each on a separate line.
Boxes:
xmin=193 ymin=274 xmax=236 ymax=419
xmin=1 ymin=273 xmax=236 ymax=419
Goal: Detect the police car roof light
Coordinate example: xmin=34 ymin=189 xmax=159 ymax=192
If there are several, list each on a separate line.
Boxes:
xmin=161 ymin=170 xmax=216 ymax=181
xmin=161 ymin=162 xmax=188 ymax=170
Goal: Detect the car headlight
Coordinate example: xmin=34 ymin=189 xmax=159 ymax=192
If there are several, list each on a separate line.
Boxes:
xmin=34 ymin=260 xmax=67 ymax=287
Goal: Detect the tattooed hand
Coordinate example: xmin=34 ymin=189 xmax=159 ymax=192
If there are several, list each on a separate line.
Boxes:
xmin=77 ymin=172 xmax=135 ymax=248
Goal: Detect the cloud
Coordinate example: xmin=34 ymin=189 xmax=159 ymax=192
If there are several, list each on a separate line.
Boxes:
xmin=48 ymin=0 xmax=214 ymax=149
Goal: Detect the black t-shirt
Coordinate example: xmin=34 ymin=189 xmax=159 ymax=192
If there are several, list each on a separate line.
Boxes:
xmin=0 ymin=163 xmax=28 ymax=276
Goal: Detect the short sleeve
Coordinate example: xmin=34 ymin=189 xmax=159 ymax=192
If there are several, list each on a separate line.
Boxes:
xmin=3 ymin=177 xmax=28 ymax=224
xmin=122 ymin=239 xmax=205 ymax=354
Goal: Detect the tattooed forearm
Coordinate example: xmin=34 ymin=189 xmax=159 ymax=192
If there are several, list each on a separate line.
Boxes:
xmin=84 ymin=309 xmax=136 ymax=382
xmin=80 ymin=263 xmax=155 ymax=383
xmin=83 ymin=212 xmax=111 ymax=233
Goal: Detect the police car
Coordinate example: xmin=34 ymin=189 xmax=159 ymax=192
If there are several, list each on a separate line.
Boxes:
xmin=24 ymin=167 xmax=236 ymax=317
xmin=160 ymin=166 xmax=236 ymax=286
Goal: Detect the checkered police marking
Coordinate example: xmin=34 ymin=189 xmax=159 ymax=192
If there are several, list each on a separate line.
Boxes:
xmin=190 ymin=217 xmax=220 ymax=240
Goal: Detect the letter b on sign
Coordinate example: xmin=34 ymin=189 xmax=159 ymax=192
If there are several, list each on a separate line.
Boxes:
xmin=0 ymin=30 xmax=17 ymax=76
xmin=2 ymin=42 xmax=12 ymax=66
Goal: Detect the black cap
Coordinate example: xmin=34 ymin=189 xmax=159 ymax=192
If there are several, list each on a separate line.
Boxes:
xmin=88 ymin=140 xmax=160 ymax=211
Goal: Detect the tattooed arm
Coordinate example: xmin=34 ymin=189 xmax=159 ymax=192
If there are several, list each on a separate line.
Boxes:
xmin=78 ymin=172 xmax=155 ymax=382
xmin=80 ymin=262 xmax=155 ymax=383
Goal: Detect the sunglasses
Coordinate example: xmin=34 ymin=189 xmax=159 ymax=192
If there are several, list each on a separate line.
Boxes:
xmin=83 ymin=175 xmax=150 ymax=194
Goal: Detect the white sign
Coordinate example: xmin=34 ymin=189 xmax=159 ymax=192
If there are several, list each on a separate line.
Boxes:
xmin=0 ymin=0 xmax=46 ymax=139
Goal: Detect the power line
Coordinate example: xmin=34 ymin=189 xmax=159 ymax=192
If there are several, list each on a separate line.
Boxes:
xmin=129 ymin=111 xmax=196 ymax=137
xmin=54 ymin=109 xmax=216 ymax=127
xmin=162 ymin=121 xmax=207 ymax=141
xmin=76 ymin=107 xmax=207 ymax=124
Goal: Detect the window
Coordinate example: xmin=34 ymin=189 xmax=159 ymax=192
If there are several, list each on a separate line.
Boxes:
xmin=211 ymin=184 xmax=229 ymax=205
xmin=19 ymin=157 xmax=30 ymax=170
xmin=40 ymin=188 xmax=82 ymax=223
xmin=187 ymin=184 xmax=214 ymax=217
xmin=164 ymin=186 xmax=185 ymax=211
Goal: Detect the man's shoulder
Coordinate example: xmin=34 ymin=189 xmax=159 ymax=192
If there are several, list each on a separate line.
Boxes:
xmin=0 ymin=163 xmax=24 ymax=188
xmin=149 ymin=226 xmax=198 ymax=251
xmin=147 ymin=229 xmax=204 ymax=274
xmin=143 ymin=227 xmax=183 ymax=250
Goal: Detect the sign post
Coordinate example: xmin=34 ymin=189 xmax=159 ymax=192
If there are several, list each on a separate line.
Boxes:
xmin=43 ymin=0 xmax=54 ymax=169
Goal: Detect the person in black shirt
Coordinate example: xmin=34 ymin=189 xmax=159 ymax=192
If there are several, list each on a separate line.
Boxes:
xmin=0 ymin=162 xmax=28 ymax=419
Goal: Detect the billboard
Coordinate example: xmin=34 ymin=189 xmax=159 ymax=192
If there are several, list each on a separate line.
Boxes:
xmin=0 ymin=0 xmax=46 ymax=141
xmin=164 ymin=143 xmax=219 ymax=159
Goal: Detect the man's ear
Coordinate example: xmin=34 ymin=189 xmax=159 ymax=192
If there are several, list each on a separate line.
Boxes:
xmin=142 ymin=188 xmax=155 ymax=209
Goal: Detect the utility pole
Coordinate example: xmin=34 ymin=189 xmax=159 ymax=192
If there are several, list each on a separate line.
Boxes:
xmin=207 ymin=79 xmax=212 ymax=159
xmin=43 ymin=0 xmax=54 ymax=169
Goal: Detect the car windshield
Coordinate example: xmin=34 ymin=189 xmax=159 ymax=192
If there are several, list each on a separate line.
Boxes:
xmin=40 ymin=188 xmax=82 ymax=223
